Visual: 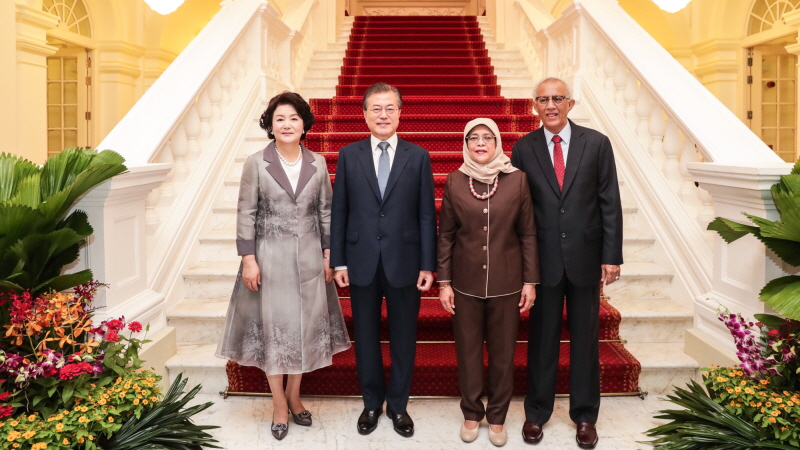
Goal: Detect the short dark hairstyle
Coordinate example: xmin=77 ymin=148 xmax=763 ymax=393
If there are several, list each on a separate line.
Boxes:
xmin=259 ymin=91 xmax=315 ymax=140
xmin=361 ymin=82 xmax=403 ymax=110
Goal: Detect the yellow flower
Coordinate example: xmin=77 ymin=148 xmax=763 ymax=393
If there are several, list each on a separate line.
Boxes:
xmin=31 ymin=444 xmax=47 ymax=450
xmin=7 ymin=431 xmax=21 ymax=442
xmin=750 ymin=401 xmax=757 ymax=407
xmin=775 ymin=398 xmax=783 ymax=404
xmin=98 ymin=399 xmax=106 ymax=406
xmin=760 ymin=379 xmax=769 ymax=385
xmin=766 ymin=402 xmax=772 ymax=407
xmin=717 ymin=376 xmax=728 ymax=382
xmin=740 ymin=380 xmax=747 ymax=386
xmin=772 ymin=410 xmax=780 ymax=416
xmin=769 ymin=417 xmax=777 ymax=423
xmin=88 ymin=435 xmax=94 ymax=441
xmin=78 ymin=416 xmax=89 ymax=424
xmin=788 ymin=401 xmax=795 ymax=407
xmin=10 ymin=420 xmax=18 ymax=427
xmin=729 ymin=400 xmax=735 ymax=406
xmin=78 ymin=437 xmax=85 ymax=443
xmin=143 ymin=400 xmax=149 ymax=405
xmin=745 ymin=388 xmax=754 ymax=395
xmin=55 ymin=423 xmax=64 ymax=432
xmin=133 ymin=399 xmax=140 ymax=405
xmin=735 ymin=387 xmax=742 ymax=394
xmin=784 ymin=391 xmax=790 ymax=396
xmin=63 ymin=438 xmax=70 ymax=445
xmin=108 ymin=416 xmax=115 ymax=423
xmin=27 ymin=415 xmax=35 ymax=422
xmin=80 ymin=406 xmax=89 ymax=412
xmin=12 ymin=444 xmax=19 ymax=448
xmin=726 ymin=387 xmax=734 ymax=394
xmin=22 ymin=431 xmax=35 ymax=439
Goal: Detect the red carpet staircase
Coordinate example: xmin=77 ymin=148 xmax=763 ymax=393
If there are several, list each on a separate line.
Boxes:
xmin=225 ymin=15 xmax=641 ymax=398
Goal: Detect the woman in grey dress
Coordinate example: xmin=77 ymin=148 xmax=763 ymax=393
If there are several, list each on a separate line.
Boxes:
xmin=216 ymin=92 xmax=350 ymax=440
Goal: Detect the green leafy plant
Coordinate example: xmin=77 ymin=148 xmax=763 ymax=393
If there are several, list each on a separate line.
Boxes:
xmin=645 ymin=378 xmax=798 ymax=449
xmin=0 ymin=148 xmax=127 ymax=298
xmin=102 ymin=373 xmax=220 ymax=450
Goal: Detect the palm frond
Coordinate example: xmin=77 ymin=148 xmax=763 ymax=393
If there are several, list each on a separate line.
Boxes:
xmin=103 ymin=374 xmax=220 ymax=450
xmin=0 ymin=152 xmax=39 ymax=203
xmin=760 ymin=275 xmax=800 ymax=320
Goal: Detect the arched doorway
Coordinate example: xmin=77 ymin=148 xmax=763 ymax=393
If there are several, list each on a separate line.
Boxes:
xmin=744 ymin=0 xmax=800 ymax=162
xmin=42 ymin=0 xmax=94 ymax=158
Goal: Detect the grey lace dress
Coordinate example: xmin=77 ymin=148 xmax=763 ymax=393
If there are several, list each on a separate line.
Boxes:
xmin=215 ymin=142 xmax=351 ymax=375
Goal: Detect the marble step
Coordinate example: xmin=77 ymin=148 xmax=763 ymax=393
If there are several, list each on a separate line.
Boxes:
xmin=298 ymin=88 xmax=336 ymax=99
xmin=168 ymin=290 xmax=688 ymax=346
xmin=165 ymin=341 xmax=695 ymax=395
xmin=304 ymin=65 xmax=531 ymax=79
xmin=182 ymin=259 xmax=671 ymax=301
xmin=501 ymin=88 xmax=537 ymax=98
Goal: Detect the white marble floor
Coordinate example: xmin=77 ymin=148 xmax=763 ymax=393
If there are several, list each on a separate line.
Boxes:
xmin=190 ymin=393 xmax=671 ymax=449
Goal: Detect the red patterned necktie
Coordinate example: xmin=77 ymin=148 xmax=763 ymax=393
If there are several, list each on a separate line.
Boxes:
xmin=552 ymin=135 xmax=565 ymax=191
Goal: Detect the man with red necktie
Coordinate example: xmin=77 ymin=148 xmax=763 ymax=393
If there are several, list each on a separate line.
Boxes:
xmin=510 ymin=77 xmax=623 ymax=449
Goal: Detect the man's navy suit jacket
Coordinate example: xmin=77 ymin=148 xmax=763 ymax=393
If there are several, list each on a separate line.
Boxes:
xmin=330 ymin=137 xmax=437 ymax=287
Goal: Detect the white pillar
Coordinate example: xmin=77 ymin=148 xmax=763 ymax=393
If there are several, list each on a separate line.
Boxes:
xmin=686 ymin=161 xmax=792 ymax=362
xmin=70 ymin=163 xmax=172 ymax=331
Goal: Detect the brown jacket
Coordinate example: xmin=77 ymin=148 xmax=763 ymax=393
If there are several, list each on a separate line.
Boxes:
xmin=437 ymin=170 xmax=539 ymax=298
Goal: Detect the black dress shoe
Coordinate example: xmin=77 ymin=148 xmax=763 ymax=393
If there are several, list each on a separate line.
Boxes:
xmin=575 ymin=422 xmax=598 ymax=449
xmin=357 ymin=407 xmax=383 ymax=435
xmin=386 ymin=408 xmax=414 ymax=437
xmin=522 ymin=421 xmax=543 ymax=444
xmin=271 ymin=421 xmax=288 ymax=440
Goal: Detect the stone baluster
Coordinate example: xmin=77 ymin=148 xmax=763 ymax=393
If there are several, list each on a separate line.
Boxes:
xmin=219 ymin=64 xmax=233 ymax=110
xmin=594 ymin=42 xmax=607 ymax=82
xmin=613 ymin=59 xmax=627 ymax=111
xmin=184 ymin=107 xmax=202 ymax=163
xmin=208 ymin=77 xmax=223 ymax=126
xmin=662 ymin=121 xmax=684 ymax=192
xmin=197 ymin=92 xmax=213 ymax=149
xmin=678 ymin=139 xmax=703 ymax=217
xmin=635 ymin=90 xmax=653 ymax=148
xmin=696 ymin=183 xmax=716 ymax=241
xmin=648 ymin=103 xmax=667 ymax=168
xmin=227 ymin=54 xmax=240 ymax=94
xmin=603 ymin=52 xmax=616 ymax=97
xmin=623 ymin=72 xmax=639 ymax=130
xmin=169 ymin=129 xmax=190 ymax=183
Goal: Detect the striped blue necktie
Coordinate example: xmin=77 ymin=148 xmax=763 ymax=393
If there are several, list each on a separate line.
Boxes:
xmin=377 ymin=141 xmax=390 ymax=199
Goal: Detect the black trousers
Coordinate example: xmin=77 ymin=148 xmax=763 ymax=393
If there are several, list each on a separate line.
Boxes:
xmin=349 ymin=258 xmax=420 ymax=413
xmin=524 ymin=271 xmax=600 ymax=424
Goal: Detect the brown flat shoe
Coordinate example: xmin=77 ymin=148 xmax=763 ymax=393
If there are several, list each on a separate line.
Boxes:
xmin=522 ymin=421 xmax=543 ymax=444
xmin=575 ymin=422 xmax=598 ymax=449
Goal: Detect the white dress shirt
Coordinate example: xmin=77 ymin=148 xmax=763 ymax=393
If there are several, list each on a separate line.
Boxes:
xmin=542 ymin=121 xmax=572 ymax=167
xmin=335 ymin=134 xmax=399 ymax=272
xmin=278 ymin=152 xmax=302 ymax=192
xmin=370 ymin=134 xmax=398 ymax=175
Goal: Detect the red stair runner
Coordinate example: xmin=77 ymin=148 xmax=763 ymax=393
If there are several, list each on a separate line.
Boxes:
xmin=226 ymin=15 xmax=641 ymax=397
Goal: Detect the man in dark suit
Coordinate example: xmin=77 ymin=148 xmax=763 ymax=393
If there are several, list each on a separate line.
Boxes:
xmin=511 ymin=77 xmax=623 ymax=449
xmin=330 ymin=82 xmax=437 ymax=438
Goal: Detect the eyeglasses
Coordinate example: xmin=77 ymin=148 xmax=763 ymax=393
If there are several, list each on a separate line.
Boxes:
xmin=368 ymin=107 xmax=398 ymax=116
xmin=466 ymin=135 xmax=496 ymax=143
xmin=534 ymin=95 xmax=570 ymax=105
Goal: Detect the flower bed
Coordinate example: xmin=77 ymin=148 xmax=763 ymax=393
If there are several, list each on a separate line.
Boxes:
xmin=0 ymin=284 xmax=218 ymax=449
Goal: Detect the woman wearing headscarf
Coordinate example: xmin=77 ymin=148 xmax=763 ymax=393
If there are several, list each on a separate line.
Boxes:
xmin=437 ymin=118 xmax=539 ymax=446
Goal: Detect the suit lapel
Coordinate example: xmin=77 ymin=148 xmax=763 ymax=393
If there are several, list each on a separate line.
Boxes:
xmin=263 ymin=142 xmax=296 ymax=199
xmin=561 ymin=122 xmax=585 ymax=199
xmin=381 ymin=139 xmax=411 ymax=203
xmin=356 ymin=139 xmax=382 ymax=202
xmin=531 ymin=129 xmax=561 ymax=197
xmin=293 ymin=144 xmax=316 ymax=199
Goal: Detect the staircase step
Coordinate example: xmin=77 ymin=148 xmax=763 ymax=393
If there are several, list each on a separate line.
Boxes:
xmin=626 ymin=342 xmax=698 ymax=394
xmin=183 ymin=259 xmax=670 ymax=301
xmin=304 ymin=131 xmax=523 ymax=152
xmin=348 ymin=41 xmax=485 ymax=50
xmin=313 ymin=113 xmax=536 ymax=133
xmin=613 ymin=298 xmax=693 ymax=343
xmin=310 ymin=96 xmax=533 ymax=115
xmin=340 ymin=65 xmax=496 ymax=76
xmin=346 ymin=48 xmax=489 ymax=58
xmin=168 ymin=296 xmax=626 ymax=344
xmin=167 ymin=341 xmax=641 ymax=396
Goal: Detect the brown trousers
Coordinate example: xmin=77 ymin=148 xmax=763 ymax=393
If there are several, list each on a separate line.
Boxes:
xmin=452 ymin=290 xmax=520 ymax=424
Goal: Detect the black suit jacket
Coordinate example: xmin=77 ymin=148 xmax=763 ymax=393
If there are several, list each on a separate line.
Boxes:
xmin=330 ymin=137 xmax=437 ymax=287
xmin=511 ymin=120 xmax=623 ymax=287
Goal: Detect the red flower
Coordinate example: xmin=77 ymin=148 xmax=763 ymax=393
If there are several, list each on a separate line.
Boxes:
xmin=0 ymin=392 xmax=10 ymax=401
xmin=58 ymin=362 xmax=94 ymax=380
xmin=0 ymin=405 xmax=13 ymax=419
xmin=769 ymin=329 xmax=780 ymax=338
xmin=127 ymin=321 xmax=143 ymax=333
xmin=106 ymin=319 xmax=124 ymax=331
xmin=105 ymin=331 xmax=120 ymax=343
